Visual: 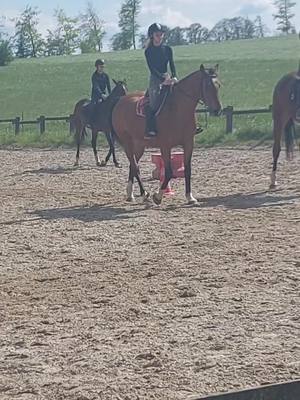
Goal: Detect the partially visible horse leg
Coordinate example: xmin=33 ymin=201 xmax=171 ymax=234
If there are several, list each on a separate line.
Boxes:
xmin=134 ymin=145 xmax=150 ymax=201
xmin=123 ymin=140 xmax=139 ymax=202
xmin=270 ymin=117 xmax=285 ymax=189
xmin=183 ymin=139 xmax=197 ymax=204
xmin=102 ymin=131 xmax=121 ymax=168
xmin=91 ymin=129 xmax=101 ymax=166
xmin=110 ymin=132 xmax=121 ymax=168
xmin=74 ymin=121 xmax=84 ymax=167
xmin=153 ymin=147 xmax=172 ymax=205
xmin=126 ymin=164 xmax=136 ymax=202
xmin=284 ymin=119 xmax=295 ymax=161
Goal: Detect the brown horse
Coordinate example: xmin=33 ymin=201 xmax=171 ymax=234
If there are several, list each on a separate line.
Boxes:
xmin=270 ymin=64 xmax=300 ymax=188
xmin=71 ymin=79 xmax=127 ymax=168
xmin=111 ymin=65 xmax=222 ymax=205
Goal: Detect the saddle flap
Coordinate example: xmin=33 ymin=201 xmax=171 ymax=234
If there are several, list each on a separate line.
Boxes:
xmin=136 ymin=86 xmax=170 ymax=118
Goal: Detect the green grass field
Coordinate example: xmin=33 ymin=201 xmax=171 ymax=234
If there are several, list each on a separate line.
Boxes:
xmin=0 ymin=35 xmax=299 ymax=147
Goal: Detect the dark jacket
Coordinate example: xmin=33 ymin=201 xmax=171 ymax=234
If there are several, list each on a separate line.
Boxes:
xmin=91 ymin=71 xmax=111 ymax=103
xmin=145 ymin=44 xmax=177 ymax=82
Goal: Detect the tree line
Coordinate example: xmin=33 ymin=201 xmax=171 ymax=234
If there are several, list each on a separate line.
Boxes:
xmin=0 ymin=0 xmax=297 ymax=65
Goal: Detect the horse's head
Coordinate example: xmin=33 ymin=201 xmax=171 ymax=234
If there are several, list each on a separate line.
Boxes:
xmin=112 ymin=78 xmax=128 ymax=97
xmin=199 ymin=64 xmax=222 ymax=116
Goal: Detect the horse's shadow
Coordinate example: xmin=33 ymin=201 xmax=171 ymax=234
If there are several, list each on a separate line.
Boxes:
xmin=11 ymin=165 xmax=109 ymax=177
xmin=27 ymin=203 xmax=141 ymax=223
xmin=197 ymin=190 xmax=299 ymax=210
xmin=22 ymin=166 xmax=75 ymax=175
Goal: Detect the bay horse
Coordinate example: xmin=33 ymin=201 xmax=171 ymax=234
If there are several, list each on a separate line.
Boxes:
xmin=270 ymin=64 xmax=300 ymax=188
xmin=70 ymin=79 xmax=127 ymax=168
xmin=111 ymin=65 xmax=222 ymax=205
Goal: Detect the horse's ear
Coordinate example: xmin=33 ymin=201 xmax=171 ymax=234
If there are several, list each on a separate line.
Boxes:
xmin=215 ymin=64 xmax=219 ymax=72
xmin=200 ymin=64 xmax=205 ymax=72
xmin=112 ymin=78 xmax=117 ymax=85
xmin=123 ymin=78 xmax=127 ymax=85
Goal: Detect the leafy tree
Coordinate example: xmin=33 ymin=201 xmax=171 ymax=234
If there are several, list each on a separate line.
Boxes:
xmin=186 ymin=23 xmax=209 ymax=44
xmin=46 ymin=9 xmax=79 ymax=56
xmin=273 ymin=0 xmax=296 ymax=34
xmin=79 ymin=2 xmax=105 ymax=53
xmin=164 ymin=26 xmax=187 ymax=46
xmin=14 ymin=6 xmax=44 ymax=58
xmin=111 ymin=0 xmax=141 ymax=50
xmin=209 ymin=17 xmax=258 ymax=41
xmin=0 ymin=36 xmax=13 ymax=65
xmin=254 ymin=16 xmax=268 ymax=38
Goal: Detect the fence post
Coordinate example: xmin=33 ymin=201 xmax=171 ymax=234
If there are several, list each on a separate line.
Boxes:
xmin=39 ymin=115 xmax=46 ymax=134
xmin=225 ymin=106 xmax=234 ymax=134
xmin=14 ymin=117 xmax=20 ymax=135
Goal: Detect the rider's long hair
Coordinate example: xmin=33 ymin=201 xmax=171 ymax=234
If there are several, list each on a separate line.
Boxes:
xmin=144 ymin=38 xmax=153 ymax=49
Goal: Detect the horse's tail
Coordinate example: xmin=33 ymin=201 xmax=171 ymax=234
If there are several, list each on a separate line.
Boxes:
xmin=69 ymin=114 xmax=76 ymax=134
xmin=284 ymin=119 xmax=295 ymax=159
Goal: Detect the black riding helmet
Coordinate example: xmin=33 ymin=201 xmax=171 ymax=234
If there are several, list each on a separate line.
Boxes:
xmin=148 ymin=23 xmax=165 ymax=38
xmin=95 ymin=59 xmax=105 ymax=67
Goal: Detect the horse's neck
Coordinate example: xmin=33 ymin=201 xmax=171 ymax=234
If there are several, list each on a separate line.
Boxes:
xmin=171 ymin=71 xmax=201 ymax=111
xmin=107 ymin=91 xmax=119 ymax=104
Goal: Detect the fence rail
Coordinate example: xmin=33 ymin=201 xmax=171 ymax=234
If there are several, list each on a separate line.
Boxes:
xmin=0 ymin=106 xmax=273 ymax=135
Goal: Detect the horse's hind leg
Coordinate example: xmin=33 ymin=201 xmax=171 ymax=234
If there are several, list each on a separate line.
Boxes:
xmin=91 ymin=130 xmax=101 ymax=166
xmin=74 ymin=123 xmax=83 ymax=167
xmin=111 ymin=132 xmax=121 ymax=168
xmin=123 ymin=142 xmax=146 ymax=202
xmin=270 ymin=117 xmax=284 ymax=189
xmin=153 ymin=147 xmax=173 ymax=205
xmin=134 ymin=146 xmax=149 ymax=200
xmin=284 ymin=119 xmax=295 ymax=161
xmin=127 ymin=164 xmax=136 ymax=202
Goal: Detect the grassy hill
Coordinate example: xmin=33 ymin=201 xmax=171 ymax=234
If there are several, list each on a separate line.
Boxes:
xmin=0 ymin=35 xmax=299 ymax=146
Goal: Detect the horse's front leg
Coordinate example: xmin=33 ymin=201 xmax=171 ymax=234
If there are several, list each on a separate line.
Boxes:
xmin=107 ymin=131 xmax=121 ymax=168
xmin=184 ymin=139 xmax=197 ymax=204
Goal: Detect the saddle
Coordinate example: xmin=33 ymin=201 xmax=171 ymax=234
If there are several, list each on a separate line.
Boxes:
xmin=136 ymin=86 xmax=170 ymax=118
xmin=82 ymin=99 xmax=105 ymax=127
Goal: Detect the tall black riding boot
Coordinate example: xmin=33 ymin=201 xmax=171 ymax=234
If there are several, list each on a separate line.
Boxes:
xmin=144 ymin=105 xmax=157 ymax=138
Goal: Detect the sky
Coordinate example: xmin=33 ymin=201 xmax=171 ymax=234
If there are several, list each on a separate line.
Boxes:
xmin=1 ymin=0 xmax=299 ymax=50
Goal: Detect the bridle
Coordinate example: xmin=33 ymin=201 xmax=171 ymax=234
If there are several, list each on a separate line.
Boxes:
xmin=175 ymin=70 xmax=219 ymax=107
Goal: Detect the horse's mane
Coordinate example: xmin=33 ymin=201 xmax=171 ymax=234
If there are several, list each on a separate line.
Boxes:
xmin=176 ymin=67 xmax=220 ymax=88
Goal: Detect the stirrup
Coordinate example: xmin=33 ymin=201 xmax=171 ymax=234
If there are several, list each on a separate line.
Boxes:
xmin=144 ymin=131 xmax=157 ymax=139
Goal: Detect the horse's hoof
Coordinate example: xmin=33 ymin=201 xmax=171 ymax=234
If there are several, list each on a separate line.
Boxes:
xmin=114 ymin=162 xmax=122 ymax=169
xmin=186 ymin=194 xmax=198 ymax=205
xmin=143 ymin=192 xmax=151 ymax=203
xmin=74 ymin=162 xmax=79 ymax=167
xmin=126 ymin=196 xmax=135 ymax=203
xmin=269 ymin=183 xmax=277 ymax=190
xmin=99 ymin=160 xmax=107 ymax=167
xmin=153 ymin=192 xmax=162 ymax=205
xmin=187 ymin=198 xmax=198 ymax=205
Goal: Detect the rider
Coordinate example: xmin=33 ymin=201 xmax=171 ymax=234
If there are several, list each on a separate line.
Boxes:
xmin=144 ymin=23 xmax=178 ymax=138
xmin=91 ymin=59 xmax=111 ymax=103
xmin=90 ymin=59 xmax=111 ymax=124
